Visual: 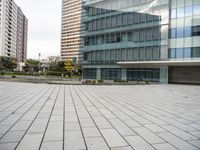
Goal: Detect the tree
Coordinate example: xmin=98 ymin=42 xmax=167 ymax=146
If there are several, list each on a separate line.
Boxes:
xmin=25 ymin=59 xmax=40 ymax=72
xmin=0 ymin=56 xmax=17 ymax=71
xmin=64 ymin=59 xmax=75 ymax=77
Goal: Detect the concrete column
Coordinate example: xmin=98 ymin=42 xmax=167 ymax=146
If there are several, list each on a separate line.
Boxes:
xmin=122 ymin=68 xmax=127 ymax=81
xmin=160 ymin=67 xmax=168 ymax=84
xmin=96 ymin=68 xmax=101 ymax=80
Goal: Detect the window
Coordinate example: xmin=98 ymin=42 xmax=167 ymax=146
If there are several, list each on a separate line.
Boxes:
xmin=139 ymin=47 xmax=145 ymax=60
xmin=106 ymin=17 xmax=111 ymax=28
xmin=146 ymin=47 xmax=152 ymax=60
xmin=193 ymin=4 xmax=200 ymax=15
xmin=122 ymin=13 xmax=127 ymax=26
xmin=184 ymin=48 xmax=191 ymax=58
xmin=116 ymin=14 xmax=122 ymax=27
xmin=169 ymin=49 xmax=176 ymax=58
xmin=192 ymin=26 xmax=200 ymax=36
xmin=170 ymin=28 xmax=176 ymax=38
xmin=185 ymin=6 xmax=192 ymax=16
xmin=177 ymin=7 xmax=184 ymax=18
xmin=184 ymin=27 xmax=191 ymax=37
xmin=176 ymin=48 xmax=184 ymax=58
xmin=192 ymin=47 xmax=200 ymax=57
xmin=102 ymin=18 xmax=106 ymax=29
xmin=111 ymin=16 xmax=116 ymax=27
xmin=116 ymin=49 xmax=121 ymax=61
xmin=133 ymin=48 xmax=139 ymax=61
xmin=127 ymin=49 xmax=133 ymax=61
xmin=140 ymin=13 xmax=146 ymax=23
xmin=177 ymin=27 xmax=184 ymax=38
xmin=128 ymin=31 xmax=132 ymax=41
xmin=152 ymin=47 xmax=160 ymax=60
xmin=127 ymin=13 xmax=133 ymax=25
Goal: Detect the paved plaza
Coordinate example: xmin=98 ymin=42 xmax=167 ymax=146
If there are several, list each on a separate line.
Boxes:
xmin=0 ymin=82 xmax=200 ymax=150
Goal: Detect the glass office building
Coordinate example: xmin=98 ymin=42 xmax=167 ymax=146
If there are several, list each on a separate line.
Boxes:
xmin=81 ymin=0 xmax=200 ymax=83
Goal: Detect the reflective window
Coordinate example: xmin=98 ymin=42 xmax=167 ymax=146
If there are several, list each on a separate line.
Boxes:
xmin=192 ymin=47 xmax=200 ymax=57
xmin=111 ymin=16 xmax=117 ymax=27
xmin=176 ymin=28 xmax=184 ymax=38
xmin=170 ymin=49 xmax=176 ymax=58
xmin=171 ymin=9 xmax=177 ymax=19
xmin=193 ymin=4 xmax=200 ymax=15
xmin=171 ymin=28 xmax=176 ymax=38
xmin=176 ymin=48 xmax=184 ymax=58
xmin=184 ymin=48 xmax=191 ymax=58
xmin=185 ymin=6 xmax=193 ymax=16
xmin=177 ymin=7 xmax=184 ymax=18
xmin=184 ymin=27 xmax=191 ymax=37
xmin=192 ymin=26 xmax=200 ymax=36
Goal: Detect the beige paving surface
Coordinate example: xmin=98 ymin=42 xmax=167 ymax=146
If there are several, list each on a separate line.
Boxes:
xmin=0 ymin=82 xmax=200 ymax=150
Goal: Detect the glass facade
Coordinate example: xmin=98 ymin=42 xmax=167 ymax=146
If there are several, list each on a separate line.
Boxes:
xmin=81 ymin=0 xmax=200 ymax=82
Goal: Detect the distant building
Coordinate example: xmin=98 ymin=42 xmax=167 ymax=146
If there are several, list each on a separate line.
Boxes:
xmin=81 ymin=0 xmax=200 ymax=84
xmin=61 ymin=0 xmax=84 ymax=63
xmin=0 ymin=0 xmax=28 ymax=62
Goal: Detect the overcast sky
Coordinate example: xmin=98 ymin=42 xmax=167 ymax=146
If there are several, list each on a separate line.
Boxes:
xmin=15 ymin=0 xmax=62 ymax=59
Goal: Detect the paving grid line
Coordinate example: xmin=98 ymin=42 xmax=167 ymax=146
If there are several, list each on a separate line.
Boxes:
xmin=0 ymin=84 xmax=49 ymax=125
xmin=79 ymin=86 xmax=178 ymax=149
xmin=14 ymin=85 xmax=57 ymax=150
xmin=0 ymin=84 xmax=53 ymax=142
xmin=94 ymin=86 xmax=200 ymax=145
xmin=0 ymin=84 xmax=43 ymax=113
xmin=0 ymin=84 xmax=34 ymax=106
xmin=68 ymin=85 xmax=88 ymax=150
xmin=83 ymin=86 xmax=200 ymax=149
xmin=0 ymin=83 xmax=200 ymax=150
xmin=38 ymin=86 xmax=62 ymax=150
xmin=93 ymin=86 xmax=200 ymax=129
xmin=76 ymin=86 xmax=137 ymax=150
xmin=72 ymin=86 xmax=111 ymax=150
xmin=0 ymin=82 xmax=26 ymax=95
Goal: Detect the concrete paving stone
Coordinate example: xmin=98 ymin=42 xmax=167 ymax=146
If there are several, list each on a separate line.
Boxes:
xmin=65 ymin=122 xmax=80 ymax=131
xmin=52 ymin=110 xmax=63 ymax=116
xmin=79 ymin=118 xmax=95 ymax=127
xmin=152 ymin=143 xmax=177 ymax=150
xmin=189 ymin=140 xmax=200 ymax=149
xmin=109 ymin=119 xmax=136 ymax=136
xmin=188 ymin=123 xmax=200 ymax=130
xmin=20 ymin=110 xmax=39 ymax=121
xmin=93 ymin=116 xmax=112 ymax=129
xmin=189 ymin=131 xmax=200 ymax=138
xmin=113 ymin=111 xmax=132 ymax=120
xmin=85 ymin=137 xmax=109 ymax=150
xmin=123 ymin=119 xmax=142 ymax=128
xmin=0 ymin=114 xmax=22 ymax=126
xmin=99 ymin=109 xmax=117 ymax=119
xmin=161 ymin=125 xmax=198 ymax=140
xmin=82 ymin=127 xmax=101 ymax=138
xmin=36 ymin=113 xmax=50 ymax=119
xmin=125 ymin=135 xmax=155 ymax=150
xmin=158 ymin=132 xmax=199 ymax=150
xmin=0 ymin=142 xmax=17 ymax=150
xmin=158 ymin=117 xmax=197 ymax=132
xmin=10 ymin=121 xmax=31 ymax=131
xmin=16 ymin=133 xmax=43 ymax=150
xmin=132 ymin=116 xmax=152 ymax=125
xmin=143 ymin=115 xmax=169 ymax=126
xmin=65 ymin=113 xmax=78 ymax=123
xmin=133 ymin=127 xmax=165 ymax=144
xmin=144 ymin=124 xmax=167 ymax=133
xmin=40 ymin=141 xmax=63 ymax=150
xmin=0 ymin=125 xmax=11 ymax=137
xmin=100 ymin=129 xmax=128 ymax=147
xmin=0 ymin=130 xmax=25 ymax=143
xmin=64 ymin=131 xmax=86 ymax=150
xmin=43 ymin=121 xmax=63 ymax=141
xmin=50 ymin=115 xmax=63 ymax=122
xmin=111 ymin=146 xmax=133 ymax=150
xmin=28 ymin=119 xmax=48 ymax=133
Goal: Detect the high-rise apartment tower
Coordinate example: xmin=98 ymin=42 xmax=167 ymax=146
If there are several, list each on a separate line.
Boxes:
xmin=61 ymin=0 xmax=83 ymax=63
